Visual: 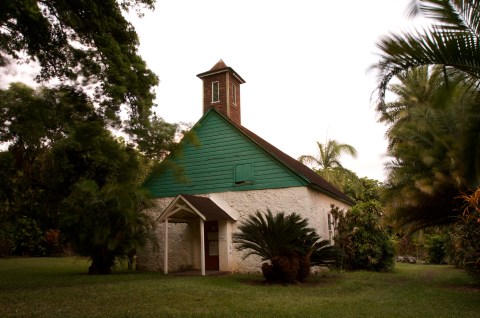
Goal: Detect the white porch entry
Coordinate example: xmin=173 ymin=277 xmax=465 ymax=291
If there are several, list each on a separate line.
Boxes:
xmin=156 ymin=194 xmax=235 ymax=275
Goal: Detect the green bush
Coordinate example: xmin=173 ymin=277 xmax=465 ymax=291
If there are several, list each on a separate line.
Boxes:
xmin=331 ymin=202 xmax=395 ymax=272
xmin=12 ymin=216 xmax=46 ymax=256
xmin=0 ymin=220 xmax=60 ymax=257
xmin=60 ymin=180 xmax=154 ymax=274
xmin=425 ymin=233 xmax=448 ymax=264
xmin=0 ymin=223 xmax=14 ymax=256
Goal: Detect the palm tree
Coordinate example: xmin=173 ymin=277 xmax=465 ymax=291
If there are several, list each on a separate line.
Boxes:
xmin=299 ymin=139 xmax=357 ymax=171
xmin=299 ymin=139 xmax=362 ymax=198
xmin=381 ymin=66 xmax=479 ymax=229
xmin=60 ymin=180 xmax=154 ymax=274
xmin=379 ymin=66 xmax=443 ymax=130
xmin=383 ymin=110 xmax=464 ymax=228
xmin=373 ymin=0 xmax=480 ymax=229
xmin=233 ymin=210 xmax=340 ymax=284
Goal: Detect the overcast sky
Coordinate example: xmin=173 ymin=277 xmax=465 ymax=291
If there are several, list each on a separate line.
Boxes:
xmin=2 ymin=0 xmax=424 ymax=182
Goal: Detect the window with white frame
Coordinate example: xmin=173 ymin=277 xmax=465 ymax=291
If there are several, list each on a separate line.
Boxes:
xmin=232 ymin=83 xmax=237 ymax=105
xmin=212 ymin=81 xmax=220 ymax=102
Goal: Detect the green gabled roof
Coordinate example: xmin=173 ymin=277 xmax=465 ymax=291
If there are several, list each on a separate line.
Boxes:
xmin=146 ymin=108 xmax=354 ymax=205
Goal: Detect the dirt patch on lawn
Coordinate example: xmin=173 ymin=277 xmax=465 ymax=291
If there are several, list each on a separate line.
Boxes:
xmin=423 ymin=269 xmax=436 ymax=281
xmin=443 ymin=283 xmax=480 ymax=293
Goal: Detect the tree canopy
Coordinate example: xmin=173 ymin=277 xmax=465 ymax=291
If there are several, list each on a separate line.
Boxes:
xmin=0 ymin=84 xmax=171 ymax=272
xmin=0 ymin=0 xmax=158 ymax=130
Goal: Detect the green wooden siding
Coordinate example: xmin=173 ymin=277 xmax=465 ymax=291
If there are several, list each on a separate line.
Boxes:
xmin=146 ymin=111 xmax=307 ymax=197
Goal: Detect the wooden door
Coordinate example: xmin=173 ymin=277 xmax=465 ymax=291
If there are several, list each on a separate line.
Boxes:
xmin=204 ymin=221 xmax=219 ymax=270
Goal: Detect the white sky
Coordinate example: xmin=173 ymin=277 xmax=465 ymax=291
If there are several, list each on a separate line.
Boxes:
xmin=1 ymin=0 xmax=423 ymax=182
xmin=126 ymin=0 xmax=424 ymax=182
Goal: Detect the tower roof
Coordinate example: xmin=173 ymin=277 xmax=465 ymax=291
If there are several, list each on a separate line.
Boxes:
xmin=196 ymin=59 xmax=246 ymax=84
xmin=210 ymin=59 xmax=228 ymax=71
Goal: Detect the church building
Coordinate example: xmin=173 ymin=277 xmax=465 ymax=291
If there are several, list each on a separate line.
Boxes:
xmin=138 ymin=60 xmax=353 ymax=274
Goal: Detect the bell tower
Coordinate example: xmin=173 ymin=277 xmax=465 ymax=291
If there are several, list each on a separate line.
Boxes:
xmin=196 ymin=60 xmax=246 ymax=125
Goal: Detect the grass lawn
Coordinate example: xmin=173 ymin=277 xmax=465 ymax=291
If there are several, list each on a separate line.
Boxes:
xmin=0 ymin=257 xmax=478 ymax=317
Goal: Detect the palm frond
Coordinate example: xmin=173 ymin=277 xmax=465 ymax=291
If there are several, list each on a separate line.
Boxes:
xmin=233 ymin=210 xmax=333 ymax=263
xmin=298 ymin=155 xmax=320 ymax=168
xmin=374 ymin=0 xmax=480 ymax=109
xmin=409 ymin=0 xmax=468 ymax=30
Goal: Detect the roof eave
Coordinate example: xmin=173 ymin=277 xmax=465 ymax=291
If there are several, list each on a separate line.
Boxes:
xmin=196 ymin=67 xmax=246 ymax=84
xmin=309 ymin=184 xmax=355 ymax=206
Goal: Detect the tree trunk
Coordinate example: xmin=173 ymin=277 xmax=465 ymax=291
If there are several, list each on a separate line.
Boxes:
xmin=271 ymin=255 xmax=299 ymax=284
xmin=296 ymin=251 xmax=312 ymax=282
xmin=88 ymin=250 xmax=115 ymax=275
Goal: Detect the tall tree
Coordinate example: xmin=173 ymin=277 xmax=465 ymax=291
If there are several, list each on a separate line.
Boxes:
xmin=0 ymin=84 xmax=171 ymax=264
xmin=379 ymin=66 xmax=444 ymax=131
xmin=381 ymin=66 xmax=479 ymax=228
xmin=0 ymin=0 xmax=158 ymax=131
xmin=372 ymin=0 xmax=480 ymax=228
xmin=299 ymin=139 xmax=357 ymax=171
xmin=0 ymin=83 xmax=98 ymax=229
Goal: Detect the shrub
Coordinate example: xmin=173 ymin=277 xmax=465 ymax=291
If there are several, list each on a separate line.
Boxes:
xmin=45 ymin=229 xmax=63 ymax=255
xmin=0 ymin=219 xmax=61 ymax=257
xmin=0 ymin=223 xmax=14 ymax=257
xmin=12 ymin=216 xmax=46 ymax=256
xmin=425 ymin=233 xmax=448 ymax=264
xmin=395 ymin=233 xmax=425 ymax=260
xmin=451 ymin=190 xmax=480 ymax=281
xmin=60 ymin=180 xmax=154 ymax=274
xmin=331 ymin=202 xmax=395 ymax=272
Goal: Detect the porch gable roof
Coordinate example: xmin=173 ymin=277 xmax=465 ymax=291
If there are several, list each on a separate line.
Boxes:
xmin=157 ymin=194 xmax=235 ymax=223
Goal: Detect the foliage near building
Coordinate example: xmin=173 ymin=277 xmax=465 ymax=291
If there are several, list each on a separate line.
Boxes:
xmin=331 ymin=203 xmax=395 ymax=272
xmin=450 ymin=189 xmax=480 ymax=280
xmin=60 ymin=180 xmax=154 ymax=274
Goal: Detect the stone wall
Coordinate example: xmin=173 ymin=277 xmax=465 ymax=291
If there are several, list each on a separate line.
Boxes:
xmin=137 ymin=186 xmax=351 ymax=273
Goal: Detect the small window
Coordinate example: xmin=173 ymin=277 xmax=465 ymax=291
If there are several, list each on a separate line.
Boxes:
xmin=328 ymin=214 xmax=335 ymax=242
xmin=212 ymin=81 xmax=220 ymax=103
xmin=235 ymin=163 xmax=253 ymax=184
xmin=231 ymin=84 xmax=237 ymax=105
